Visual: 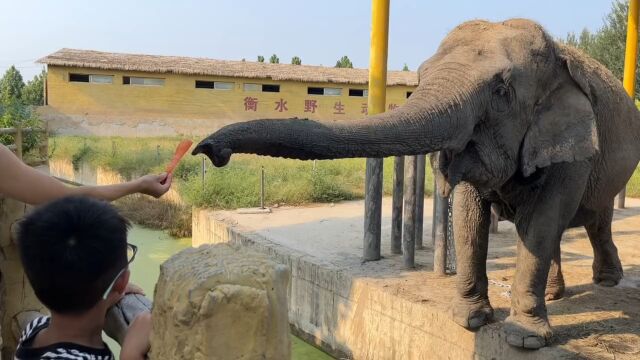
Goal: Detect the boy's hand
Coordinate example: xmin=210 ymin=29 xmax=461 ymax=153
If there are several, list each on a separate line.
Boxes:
xmin=106 ymin=283 xmax=145 ymax=309
xmin=137 ymin=173 xmax=172 ymax=198
xmin=121 ymin=312 xmax=152 ymax=360
xmin=125 ymin=283 xmax=146 ymax=296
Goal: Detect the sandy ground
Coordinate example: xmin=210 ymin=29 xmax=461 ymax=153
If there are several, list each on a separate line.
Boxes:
xmin=216 ymin=197 xmax=640 ymax=359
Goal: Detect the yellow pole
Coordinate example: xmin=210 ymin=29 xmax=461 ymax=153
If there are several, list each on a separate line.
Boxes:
xmin=623 ymin=0 xmax=639 ymax=98
xmin=367 ymin=0 xmax=390 ymax=116
xmin=363 ymin=0 xmax=390 ymax=261
xmin=618 ymin=0 xmax=639 ymax=209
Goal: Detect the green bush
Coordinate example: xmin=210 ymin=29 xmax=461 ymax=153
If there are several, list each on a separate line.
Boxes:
xmin=0 ymin=101 xmax=44 ymax=155
xmin=310 ymin=167 xmax=355 ymax=203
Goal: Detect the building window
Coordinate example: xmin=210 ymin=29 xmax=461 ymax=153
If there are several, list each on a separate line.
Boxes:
xmin=123 ymin=76 xmax=165 ymax=86
xmin=349 ymin=89 xmax=368 ymax=97
xmin=196 ymin=80 xmax=234 ymax=90
xmin=406 ymin=91 xmax=413 ymax=98
xmin=69 ymin=74 xmax=113 ymax=84
xmin=262 ymin=84 xmax=280 ymax=93
xmin=244 ymin=83 xmax=261 ymax=92
xmin=196 ymin=80 xmax=214 ymax=89
xmin=90 ymin=75 xmax=113 ymax=84
xmin=243 ymin=83 xmax=280 ymax=92
xmin=308 ymin=87 xmax=342 ymax=96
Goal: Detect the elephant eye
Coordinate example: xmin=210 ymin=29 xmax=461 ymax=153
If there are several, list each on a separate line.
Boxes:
xmin=495 ymin=85 xmax=508 ymax=97
xmin=491 ymin=84 xmax=511 ymax=113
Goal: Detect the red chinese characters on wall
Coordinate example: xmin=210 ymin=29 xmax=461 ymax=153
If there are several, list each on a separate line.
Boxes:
xmin=304 ymin=99 xmax=318 ymax=113
xmin=361 ymin=103 xmax=368 ymax=115
xmin=333 ymin=101 xmax=346 ymax=115
xmin=388 ymin=103 xmax=399 ymax=111
xmin=244 ymin=97 xmax=258 ymax=111
xmin=274 ymin=98 xmax=288 ymax=112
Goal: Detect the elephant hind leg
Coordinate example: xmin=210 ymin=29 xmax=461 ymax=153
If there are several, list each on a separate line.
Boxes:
xmin=545 ymin=242 xmax=565 ymax=301
xmin=585 ymin=203 xmax=623 ymax=286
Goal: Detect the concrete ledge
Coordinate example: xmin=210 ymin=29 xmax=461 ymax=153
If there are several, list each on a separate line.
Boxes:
xmin=192 ymin=199 xmax=640 ymax=360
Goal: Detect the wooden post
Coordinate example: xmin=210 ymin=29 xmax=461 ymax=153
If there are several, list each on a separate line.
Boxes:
xmin=391 ymin=156 xmax=404 ymax=254
xmin=15 ymin=126 xmax=23 ymax=160
xmin=489 ymin=204 xmax=500 ymax=234
xmin=41 ymin=122 xmax=49 ymax=159
xmin=402 ymin=156 xmax=417 ymax=268
xmin=364 ymin=159 xmax=383 ymax=261
xmin=433 ymin=192 xmax=448 ymax=276
xmin=260 ymin=166 xmax=265 ymax=209
xmin=431 ymin=177 xmax=437 ymax=246
xmin=363 ymin=0 xmax=390 ymax=262
xmin=414 ymin=154 xmax=426 ymax=249
xmin=445 ymin=194 xmax=456 ymax=274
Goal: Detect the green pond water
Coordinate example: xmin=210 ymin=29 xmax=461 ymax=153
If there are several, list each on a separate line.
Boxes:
xmin=106 ymin=225 xmax=332 ymax=360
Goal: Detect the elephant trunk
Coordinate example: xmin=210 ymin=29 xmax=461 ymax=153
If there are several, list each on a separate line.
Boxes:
xmin=194 ymin=69 xmax=479 ymax=166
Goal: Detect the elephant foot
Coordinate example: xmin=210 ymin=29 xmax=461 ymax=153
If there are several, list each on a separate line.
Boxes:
xmin=504 ymin=314 xmax=552 ymax=349
xmin=593 ymin=266 xmax=623 ymax=287
xmin=545 ymin=274 xmax=565 ymax=301
xmin=451 ymin=298 xmax=494 ymax=330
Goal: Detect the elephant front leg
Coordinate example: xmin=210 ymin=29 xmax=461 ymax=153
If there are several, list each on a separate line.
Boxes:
xmin=504 ymin=226 xmax=558 ymax=349
xmin=545 ymin=243 xmax=565 ymax=301
xmin=451 ymin=182 xmax=493 ymax=329
xmin=505 ymin=163 xmax=590 ymax=349
xmin=586 ymin=203 xmax=623 ymax=286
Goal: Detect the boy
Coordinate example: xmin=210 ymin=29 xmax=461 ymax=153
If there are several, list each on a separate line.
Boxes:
xmin=16 ymin=196 xmax=151 ymax=360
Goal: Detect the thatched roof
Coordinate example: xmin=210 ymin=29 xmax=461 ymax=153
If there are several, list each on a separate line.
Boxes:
xmin=38 ymin=48 xmax=418 ymax=86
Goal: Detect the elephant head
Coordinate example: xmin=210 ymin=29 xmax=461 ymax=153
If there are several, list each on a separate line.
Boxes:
xmin=194 ymin=19 xmax=598 ymax=194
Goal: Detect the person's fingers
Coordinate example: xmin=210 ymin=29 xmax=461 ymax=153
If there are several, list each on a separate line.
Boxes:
xmin=125 ymin=283 xmax=146 ymax=295
xmin=158 ymin=172 xmax=170 ymax=186
xmin=164 ymin=173 xmax=173 ymax=187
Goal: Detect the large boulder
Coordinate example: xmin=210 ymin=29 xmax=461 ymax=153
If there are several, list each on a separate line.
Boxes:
xmin=150 ymin=243 xmax=291 ymax=359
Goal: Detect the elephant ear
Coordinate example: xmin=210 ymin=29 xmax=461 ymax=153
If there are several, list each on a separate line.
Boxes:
xmin=520 ymin=54 xmax=599 ymax=177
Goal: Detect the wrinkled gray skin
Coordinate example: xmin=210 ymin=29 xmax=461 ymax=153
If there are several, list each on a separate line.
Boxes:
xmin=194 ymin=19 xmax=640 ymax=349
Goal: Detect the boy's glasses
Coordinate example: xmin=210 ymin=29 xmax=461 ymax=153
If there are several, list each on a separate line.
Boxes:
xmin=102 ymin=243 xmax=138 ymax=300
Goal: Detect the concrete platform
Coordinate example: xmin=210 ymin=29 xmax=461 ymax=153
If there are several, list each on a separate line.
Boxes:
xmin=192 ymin=198 xmax=640 ymax=360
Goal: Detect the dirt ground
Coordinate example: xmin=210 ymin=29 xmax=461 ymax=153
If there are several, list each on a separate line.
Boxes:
xmin=217 ymin=197 xmax=640 ymax=359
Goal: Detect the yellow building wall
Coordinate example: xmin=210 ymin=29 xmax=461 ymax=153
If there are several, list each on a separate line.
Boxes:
xmin=43 ymin=65 xmax=416 ymax=136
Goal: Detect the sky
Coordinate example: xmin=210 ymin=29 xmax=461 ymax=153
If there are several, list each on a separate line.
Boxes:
xmin=0 ymin=0 xmax=614 ymax=81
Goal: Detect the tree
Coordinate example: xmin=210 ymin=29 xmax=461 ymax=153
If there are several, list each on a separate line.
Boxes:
xmin=0 ymin=65 xmax=25 ymax=106
xmin=22 ymin=69 xmax=46 ymax=106
xmin=257 ymin=55 xmax=265 ymax=63
xmin=562 ymin=1 xmax=639 ymax=97
xmin=0 ymin=66 xmax=44 ymax=152
xmin=402 ymin=63 xmax=410 ymax=71
xmin=269 ymin=54 xmax=279 ymax=64
xmin=335 ymin=56 xmax=353 ymax=68
xmin=291 ymin=56 xmax=302 ymax=65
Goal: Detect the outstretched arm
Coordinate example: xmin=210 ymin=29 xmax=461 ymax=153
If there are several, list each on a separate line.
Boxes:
xmin=0 ymin=145 xmax=172 ymax=205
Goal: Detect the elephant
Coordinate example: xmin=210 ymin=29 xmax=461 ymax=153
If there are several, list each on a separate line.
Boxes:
xmin=193 ymin=19 xmax=640 ymax=349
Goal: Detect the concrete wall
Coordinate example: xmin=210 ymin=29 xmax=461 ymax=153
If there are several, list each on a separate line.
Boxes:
xmin=43 ymin=65 xmax=415 ymax=136
xmin=0 ymin=197 xmax=47 ymax=359
xmin=192 ymin=208 xmax=569 ymax=360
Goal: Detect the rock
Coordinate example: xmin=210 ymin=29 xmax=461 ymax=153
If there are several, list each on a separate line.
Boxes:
xmin=150 ymin=243 xmax=291 ymax=360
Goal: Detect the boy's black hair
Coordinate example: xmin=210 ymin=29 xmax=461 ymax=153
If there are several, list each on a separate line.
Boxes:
xmin=18 ymin=196 xmax=131 ymax=314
